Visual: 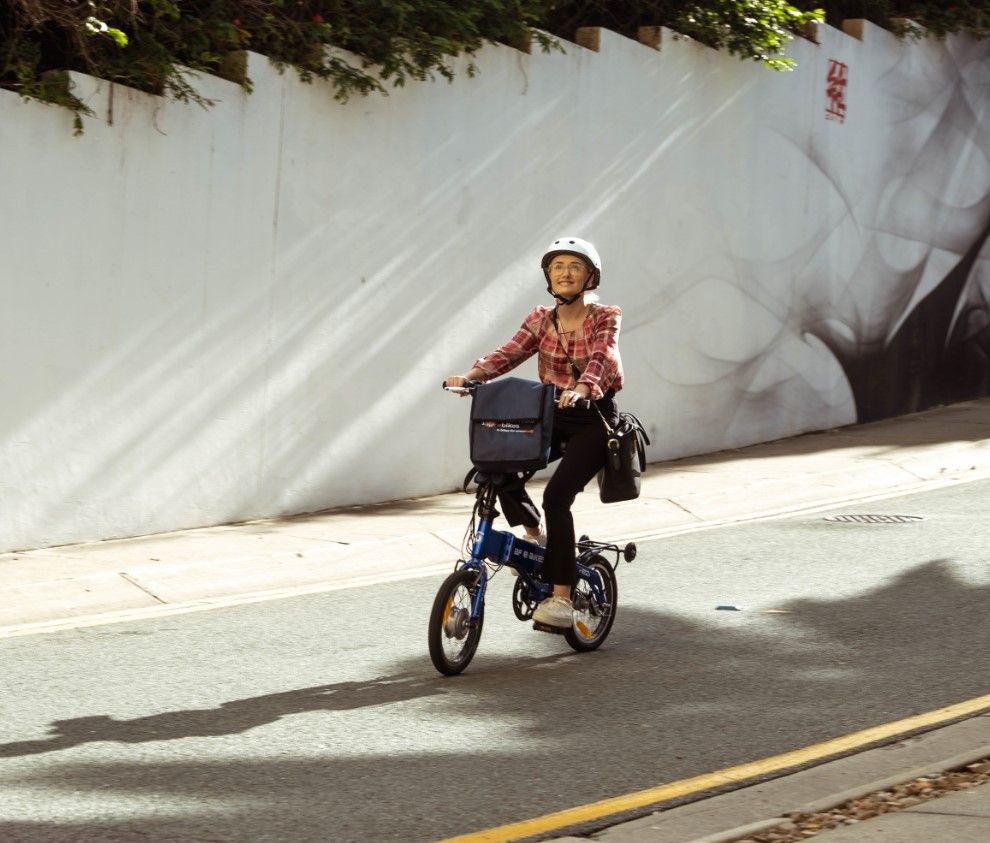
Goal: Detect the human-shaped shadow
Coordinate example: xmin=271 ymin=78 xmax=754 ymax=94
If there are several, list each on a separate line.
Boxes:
xmin=0 ymin=673 xmax=445 ymax=759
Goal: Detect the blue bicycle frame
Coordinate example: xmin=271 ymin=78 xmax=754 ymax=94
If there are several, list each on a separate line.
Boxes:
xmin=456 ymin=476 xmax=610 ymax=622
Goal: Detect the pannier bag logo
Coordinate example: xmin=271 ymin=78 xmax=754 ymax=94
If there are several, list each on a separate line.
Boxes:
xmin=481 ymin=421 xmax=536 ymax=435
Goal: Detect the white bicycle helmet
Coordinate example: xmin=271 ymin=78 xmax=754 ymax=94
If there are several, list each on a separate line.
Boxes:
xmin=541 ymin=236 xmax=602 ymax=292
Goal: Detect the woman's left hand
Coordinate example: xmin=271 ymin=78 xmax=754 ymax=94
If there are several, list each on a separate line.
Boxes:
xmin=559 ymin=385 xmax=591 ymax=407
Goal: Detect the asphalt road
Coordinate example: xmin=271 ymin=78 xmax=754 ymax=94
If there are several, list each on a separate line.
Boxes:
xmin=2 ymin=479 xmax=989 ymax=842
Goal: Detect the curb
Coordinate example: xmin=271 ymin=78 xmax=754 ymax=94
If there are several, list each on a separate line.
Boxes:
xmin=795 ymin=744 xmax=990 ymax=815
xmin=696 ymin=743 xmax=990 ymax=843
xmin=580 ymin=708 xmax=990 ymax=843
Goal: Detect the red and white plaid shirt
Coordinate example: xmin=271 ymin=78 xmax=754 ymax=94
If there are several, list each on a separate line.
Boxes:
xmin=473 ymin=304 xmax=623 ymax=400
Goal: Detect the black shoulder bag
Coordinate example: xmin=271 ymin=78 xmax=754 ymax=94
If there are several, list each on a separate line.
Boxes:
xmin=553 ymin=308 xmax=650 ymax=504
xmin=597 ymin=409 xmax=650 ymax=503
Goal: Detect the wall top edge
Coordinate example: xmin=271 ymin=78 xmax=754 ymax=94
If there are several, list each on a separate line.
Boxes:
xmin=14 ymin=19 xmax=975 ymax=111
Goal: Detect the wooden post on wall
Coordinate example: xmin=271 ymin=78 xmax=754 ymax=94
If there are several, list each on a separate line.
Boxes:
xmin=637 ymin=26 xmax=663 ymax=51
xmin=842 ymin=19 xmax=867 ymax=41
xmin=575 ymin=27 xmax=601 ymax=52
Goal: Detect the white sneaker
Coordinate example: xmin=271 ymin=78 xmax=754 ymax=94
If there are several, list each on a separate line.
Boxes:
xmin=532 ymin=595 xmax=574 ymax=628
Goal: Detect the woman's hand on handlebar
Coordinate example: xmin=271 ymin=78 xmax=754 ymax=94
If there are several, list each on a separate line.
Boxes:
xmin=443 ymin=373 xmax=479 ymax=396
xmin=444 ymin=368 xmax=486 ymax=395
xmin=558 ymin=384 xmax=592 ymax=409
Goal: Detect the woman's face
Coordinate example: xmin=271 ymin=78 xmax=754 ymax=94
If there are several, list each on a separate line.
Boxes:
xmin=547 ymin=253 xmax=592 ymax=299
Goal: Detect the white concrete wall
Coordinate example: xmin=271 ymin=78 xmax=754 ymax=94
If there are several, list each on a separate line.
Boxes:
xmin=1 ymin=22 xmax=989 ymax=551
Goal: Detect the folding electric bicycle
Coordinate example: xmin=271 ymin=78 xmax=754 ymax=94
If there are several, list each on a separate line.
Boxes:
xmin=429 ymin=382 xmax=636 ymax=676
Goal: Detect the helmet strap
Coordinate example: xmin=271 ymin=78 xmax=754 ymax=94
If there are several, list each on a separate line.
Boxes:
xmin=546 ymin=278 xmax=590 ymax=306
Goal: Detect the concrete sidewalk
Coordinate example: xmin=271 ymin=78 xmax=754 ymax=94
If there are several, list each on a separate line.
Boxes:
xmin=3 ymin=398 xmax=990 ymax=638
xmin=3 ymin=398 xmax=990 ymax=843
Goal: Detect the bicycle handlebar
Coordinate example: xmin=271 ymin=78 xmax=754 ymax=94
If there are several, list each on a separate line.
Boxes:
xmin=442 ymin=379 xmax=480 ymax=396
xmin=442 ymin=380 xmax=591 ymax=410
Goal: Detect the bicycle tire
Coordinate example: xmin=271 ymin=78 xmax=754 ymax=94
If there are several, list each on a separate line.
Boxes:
xmin=565 ymin=555 xmax=617 ymax=652
xmin=428 ymin=569 xmax=485 ymax=675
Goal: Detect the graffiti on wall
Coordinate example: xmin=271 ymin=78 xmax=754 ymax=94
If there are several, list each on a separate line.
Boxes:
xmin=816 ymin=219 xmax=990 ymax=422
xmin=825 ymin=59 xmax=849 ymax=123
xmin=806 ymin=38 xmax=990 ymax=423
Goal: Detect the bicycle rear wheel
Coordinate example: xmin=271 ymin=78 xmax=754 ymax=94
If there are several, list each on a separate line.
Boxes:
xmin=428 ymin=569 xmax=485 ymax=675
xmin=565 ymin=555 xmax=617 ymax=652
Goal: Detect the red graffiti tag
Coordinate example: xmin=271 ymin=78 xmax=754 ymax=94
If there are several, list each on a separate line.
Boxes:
xmin=826 ymin=59 xmax=848 ymax=123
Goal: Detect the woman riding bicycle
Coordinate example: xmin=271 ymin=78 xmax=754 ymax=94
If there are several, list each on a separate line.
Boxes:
xmin=445 ymin=237 xmax=624 ymax=630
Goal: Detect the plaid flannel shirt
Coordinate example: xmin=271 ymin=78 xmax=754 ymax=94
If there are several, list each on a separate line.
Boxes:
xmin=473 ymin=304 xmax=623 ymax=400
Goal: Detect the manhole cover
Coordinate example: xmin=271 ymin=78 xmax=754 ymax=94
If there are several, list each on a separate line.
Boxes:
xmin=823 ymin=514 xmax=925 ymax=524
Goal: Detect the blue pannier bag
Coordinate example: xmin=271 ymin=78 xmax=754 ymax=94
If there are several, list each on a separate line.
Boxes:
xmin=469 ymin=377 xmax=556 ymax=472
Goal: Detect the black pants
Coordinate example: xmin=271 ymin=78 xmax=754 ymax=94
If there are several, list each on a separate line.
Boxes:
xmin=497 ymin=396 xmax=616 ymax=587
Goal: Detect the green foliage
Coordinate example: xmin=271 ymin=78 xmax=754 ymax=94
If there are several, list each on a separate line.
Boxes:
xmin=675 ymin=1 xmax=824 ymax=70
xmin=1 ymin=1 xmax=551 ymax=130
xmin=1 ymin=1 xmax=985 ymax=134
xmin=541 ymin=1 xmax=823 ymax=70
xmin=542 ymin=0 xmax=819 ymax=65
xmin=801 ymin=2 xmax=990 ymax=38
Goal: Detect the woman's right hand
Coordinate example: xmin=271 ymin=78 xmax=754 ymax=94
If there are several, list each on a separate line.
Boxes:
xmin=446 ymin=367 xmax=486 ymax=387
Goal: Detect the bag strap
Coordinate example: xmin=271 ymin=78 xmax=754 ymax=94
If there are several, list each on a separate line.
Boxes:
xmin=621 ymin=411 xmax=651 ymax=445
xmin=552 ymin=307 xmax=584 ymax=383
xmin=553 ymin=306 xmax=617 ymax=438
xmin=624 ymin=413 xmax=649 ymax=472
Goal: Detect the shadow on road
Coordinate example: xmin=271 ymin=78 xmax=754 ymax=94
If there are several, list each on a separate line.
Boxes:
xmin=0 ymin=674 xmax=450 ymax=759
xmin=1 ymin=558 xmax=988 ymax=842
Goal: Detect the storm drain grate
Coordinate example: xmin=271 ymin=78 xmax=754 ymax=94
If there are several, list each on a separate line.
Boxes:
xmin=823 ymin=514 xmax=925 ymax=524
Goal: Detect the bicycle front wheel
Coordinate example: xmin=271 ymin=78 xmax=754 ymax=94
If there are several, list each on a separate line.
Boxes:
xmin=428 ymin=569 xmax=485 ymax=675
xmin=565 ymin=555 xmax=617 ymax=652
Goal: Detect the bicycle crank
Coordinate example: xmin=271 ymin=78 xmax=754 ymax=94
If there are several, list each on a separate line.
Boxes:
xmin=512 ymin=579 xmax=538 ymax=620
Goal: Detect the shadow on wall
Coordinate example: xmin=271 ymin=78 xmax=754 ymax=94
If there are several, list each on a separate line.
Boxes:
xmin=805 ymin=38 xmax=990 ymax=423
xmin=814 ymin=214 xmax=990 ymax=422
xmin=623 ymin=35 xmax=990 ymax=452
xmin=17 ymin=40 xmax=725 ymax=546
xmin=0 ymin=559 xmax=987 ymax=840
xmin=270 ymin=45 xmax=746 ymax=511
xmin=7 ymin=28 xmax=990 ymax=552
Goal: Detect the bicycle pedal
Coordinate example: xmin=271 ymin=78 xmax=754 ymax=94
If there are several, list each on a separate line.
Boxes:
xmin=532 ymin=621 xmax=567 ymax=635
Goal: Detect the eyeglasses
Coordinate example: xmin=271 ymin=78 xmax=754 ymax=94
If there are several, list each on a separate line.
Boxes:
xmin=548 ymin=261 xmax=588 ymax=276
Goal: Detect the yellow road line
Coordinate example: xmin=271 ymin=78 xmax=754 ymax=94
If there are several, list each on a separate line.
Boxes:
xmin=438 ymin=692 xmax=990 ymax=843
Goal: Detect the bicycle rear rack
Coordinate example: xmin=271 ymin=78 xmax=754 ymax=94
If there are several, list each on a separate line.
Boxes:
xmin=577 ymin=534 xmax=637 ymax=564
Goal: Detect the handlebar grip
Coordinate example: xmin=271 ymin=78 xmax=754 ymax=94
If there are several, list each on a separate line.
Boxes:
xmin=556 ymin=391 xmax=592 ymax=410
xmin=443 ymin=379 xmax=480 ymax=391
